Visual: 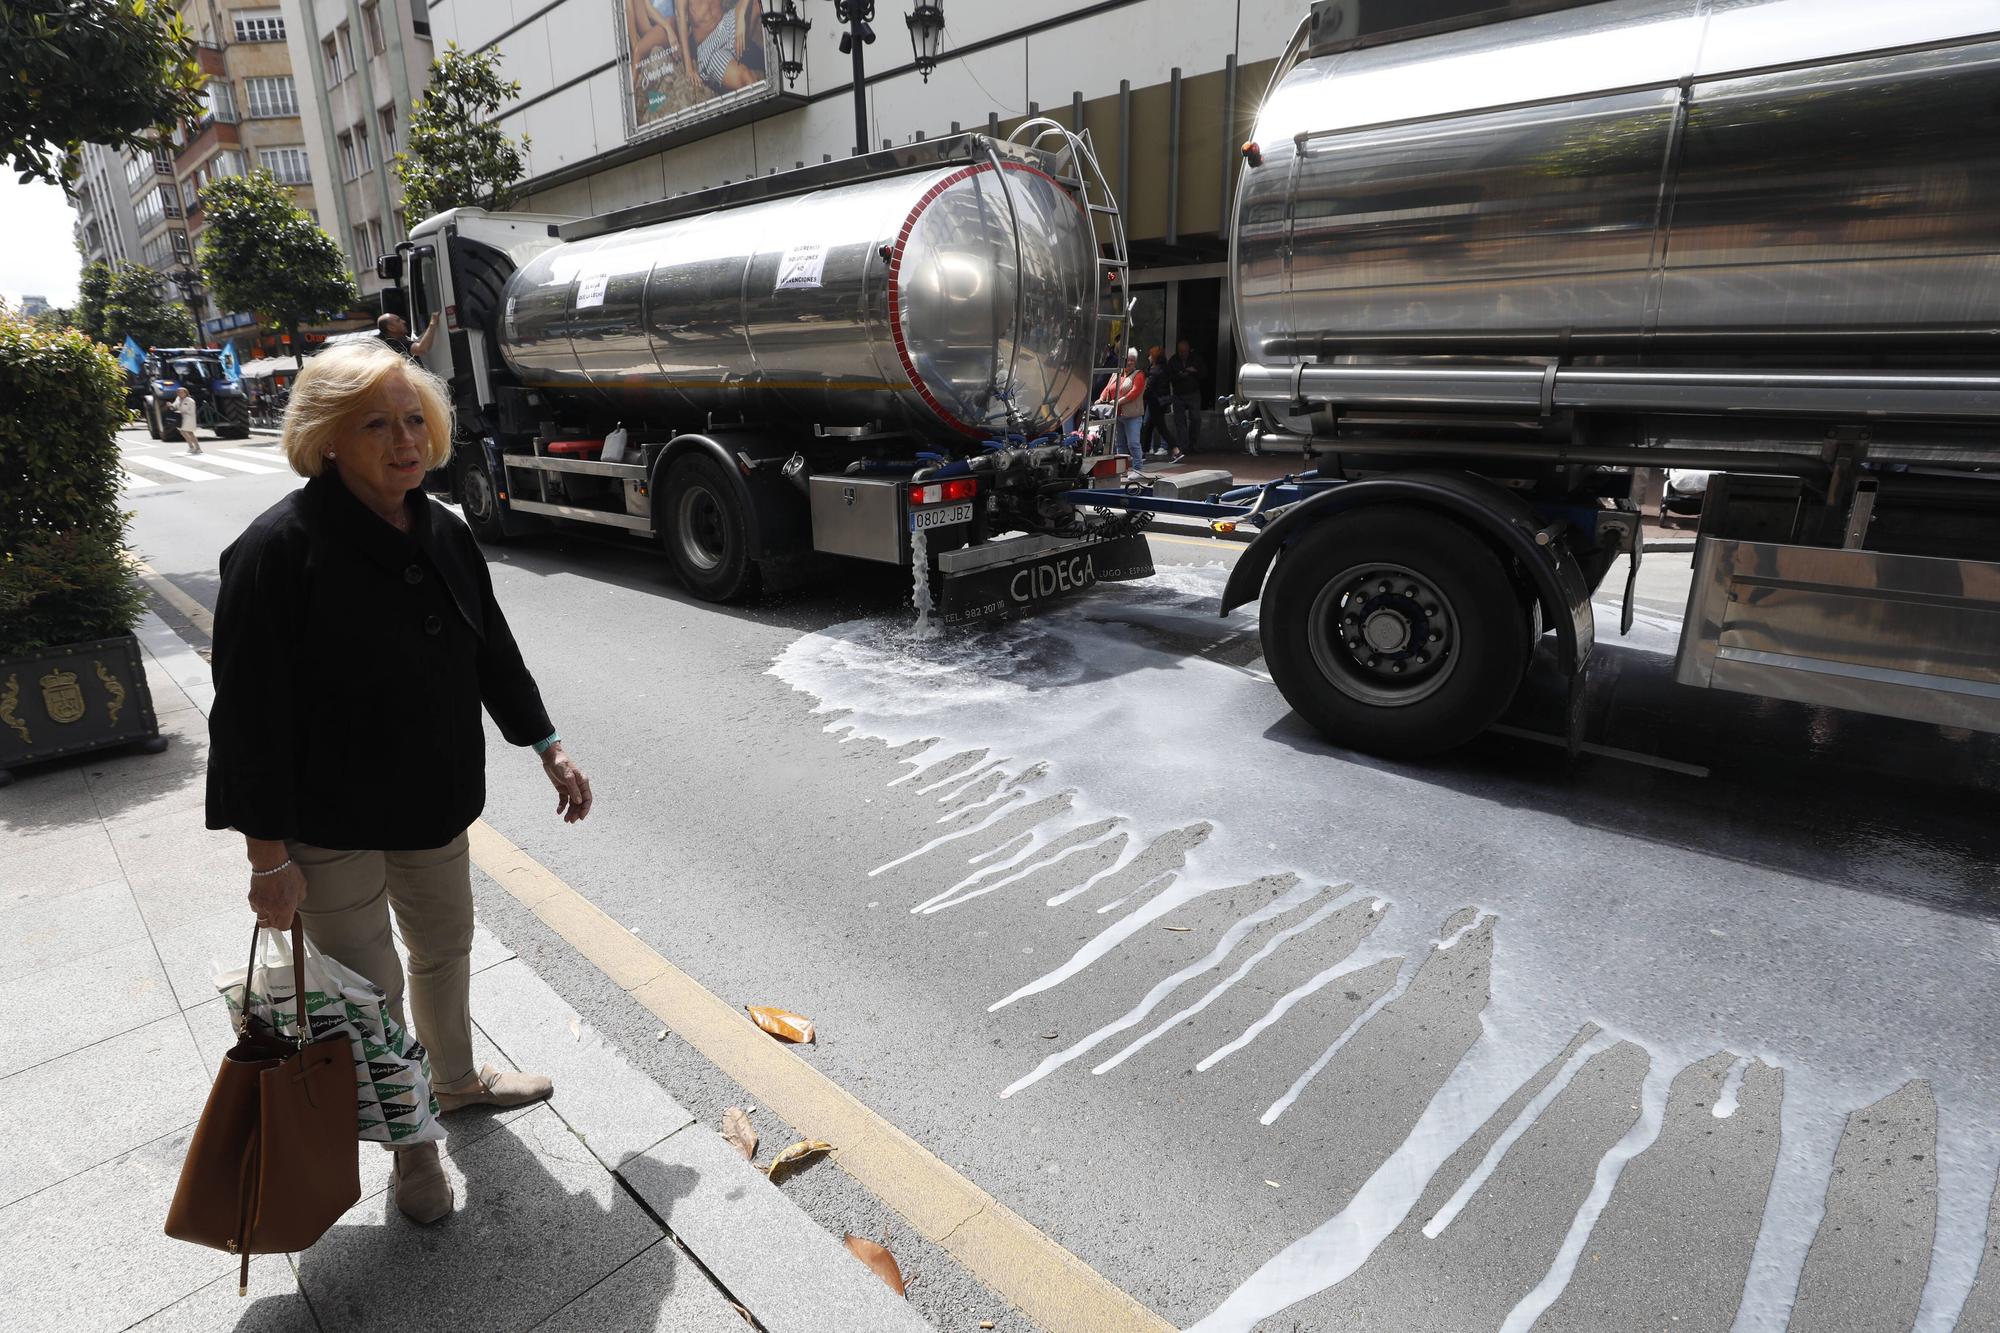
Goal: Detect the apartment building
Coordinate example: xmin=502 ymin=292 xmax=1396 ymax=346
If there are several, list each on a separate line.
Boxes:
xmin=71 ymin=141 xmax=151 ymax=271
xmin=279 ymin=0 xmax=435 ymax=312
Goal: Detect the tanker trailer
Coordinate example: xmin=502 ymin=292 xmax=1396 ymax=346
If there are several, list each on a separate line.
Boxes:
xmin=1210 ymin=0 xmax=2000 ymax=756
xmin=376 ymin=129 xmax=1151 ymax=616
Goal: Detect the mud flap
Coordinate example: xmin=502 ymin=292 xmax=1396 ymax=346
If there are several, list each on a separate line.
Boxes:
xmin=934 ymin=533 xmax=1155 ymax=626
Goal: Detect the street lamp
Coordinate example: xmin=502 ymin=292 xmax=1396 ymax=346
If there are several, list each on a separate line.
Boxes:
xmin=758 ymin=1 xmax=947 ymax=156
xmin=170 ymin=267 xmax=206 ymax=347
xmin=906 ymin=2 xmax=944 ymax=82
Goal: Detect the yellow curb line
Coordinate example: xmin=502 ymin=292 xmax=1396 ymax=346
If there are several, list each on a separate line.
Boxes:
xmin=466 ymin=819 xmax=1175 ymax=1333
xmin=134 ymin=558 xmax=216 ymax=634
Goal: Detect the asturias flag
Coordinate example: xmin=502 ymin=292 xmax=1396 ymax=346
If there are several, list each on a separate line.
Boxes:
xmin=118 ymin=336 xmax=146 ymax=375
xmin=220 ymin=341 xmax=242 ymax=382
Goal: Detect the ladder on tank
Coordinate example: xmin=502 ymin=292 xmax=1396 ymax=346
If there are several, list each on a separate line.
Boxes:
xmin=1006 ymin=117 xmax=1134 ymax=448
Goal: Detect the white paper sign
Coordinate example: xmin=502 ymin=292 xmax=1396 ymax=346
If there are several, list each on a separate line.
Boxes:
xmin=576 ymin=273 xmax=609 ymax=309
xmin=775 ymin=244 xmax=827 ymax=292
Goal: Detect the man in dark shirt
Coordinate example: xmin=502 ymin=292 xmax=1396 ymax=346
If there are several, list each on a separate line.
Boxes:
xmin=1167 ymin=337 xmax=1204 ymax=453
xmin=377 ymin=311 xmax=441 ymax=360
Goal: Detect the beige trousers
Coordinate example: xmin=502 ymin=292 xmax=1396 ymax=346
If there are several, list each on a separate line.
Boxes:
xmin=286 ymin=830 xmax=476 ymax=1087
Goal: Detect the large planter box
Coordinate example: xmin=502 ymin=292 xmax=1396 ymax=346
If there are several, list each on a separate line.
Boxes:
xmin=0 ymin=634 xmax=163 ymax=783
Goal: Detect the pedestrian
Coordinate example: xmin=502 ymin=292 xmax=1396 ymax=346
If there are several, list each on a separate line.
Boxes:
xmin=1141 ymin=345 xmax=1180 ymax=462
xmin=1167 ymin=336 xmax=1204 ymax=454
xmin=1095 ymin=347 xmax=1146 ymax=470
xmin=206 ymin=341 xmax=594 ymax=1226
xmin=376 ymin=310 xmax=440 ymax=360
xmin=174 ymin=385 xmax=201 ymax=455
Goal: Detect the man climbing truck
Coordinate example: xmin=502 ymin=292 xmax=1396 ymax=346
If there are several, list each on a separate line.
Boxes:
xmin=375 ymin=126 xmax=1152 ymax=623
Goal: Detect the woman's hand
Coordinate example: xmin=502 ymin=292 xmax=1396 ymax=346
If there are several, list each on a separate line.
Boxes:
xmin=247 ymin=860 xmax=308 ymax=930
xmin=542 ymin=743 xmax=594 ymax=823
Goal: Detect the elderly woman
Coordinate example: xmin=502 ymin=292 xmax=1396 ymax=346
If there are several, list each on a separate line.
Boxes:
xmin=205 ymin=341 xmax=593 ymax=1225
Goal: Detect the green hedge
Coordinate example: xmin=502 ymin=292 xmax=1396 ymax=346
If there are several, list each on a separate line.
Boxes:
xmin=0 ymin=317 xmax=147 ymax=656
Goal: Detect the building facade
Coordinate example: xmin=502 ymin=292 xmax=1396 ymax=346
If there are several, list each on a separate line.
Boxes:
xmin=419 ymin=0 xmax=1305 ymax=407
xmin=279 ymin=0 xmax=435 ymax=311
xmin=71 ymin=141 xmax=148 ymax=272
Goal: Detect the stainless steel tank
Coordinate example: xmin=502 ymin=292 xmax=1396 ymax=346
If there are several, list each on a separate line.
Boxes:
xmin=501 ymin=160 xmax=1098 ymax=440
xmin=1234 ymin=0 xmax=2000 ymax=366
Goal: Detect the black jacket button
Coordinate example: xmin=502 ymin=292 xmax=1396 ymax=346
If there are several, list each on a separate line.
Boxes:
xmin=424 ymin=614 xmax=443 ymax=635
xmin=405 ymin=564 xmax=424 ymax=584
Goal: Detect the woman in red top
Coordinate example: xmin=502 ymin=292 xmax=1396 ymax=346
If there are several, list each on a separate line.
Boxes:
xmin=1095 ymin=347 xmax=1145 ymax=469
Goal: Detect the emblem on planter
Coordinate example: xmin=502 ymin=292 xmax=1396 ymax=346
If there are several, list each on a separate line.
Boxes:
xmin=0 ymin=674 xmax=27 ymax=744
xmin=41 ymin=670 xmax=86 ymax=724
xmin=95 ymin=661 xmax=127 ymax=726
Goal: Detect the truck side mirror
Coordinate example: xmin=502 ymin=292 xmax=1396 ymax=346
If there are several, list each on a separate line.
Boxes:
xmin=375 ymin=253 xmax=403 ymax=281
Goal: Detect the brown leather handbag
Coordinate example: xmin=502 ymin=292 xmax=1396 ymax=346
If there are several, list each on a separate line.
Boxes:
xmin=165 ymin=923 xmax=361 ymax=1293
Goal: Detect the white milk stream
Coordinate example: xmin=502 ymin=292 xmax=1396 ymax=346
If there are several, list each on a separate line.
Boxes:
xmin=769 ymin=562 xmax=1999 ymax=1331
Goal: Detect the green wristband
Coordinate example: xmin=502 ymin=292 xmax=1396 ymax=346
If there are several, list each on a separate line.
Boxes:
xmin=533 ymin=732 xmax=560 ymax=755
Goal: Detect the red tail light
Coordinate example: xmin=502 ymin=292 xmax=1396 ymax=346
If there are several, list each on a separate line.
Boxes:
xmin=910 ymin=478 xmax=978 ymax=505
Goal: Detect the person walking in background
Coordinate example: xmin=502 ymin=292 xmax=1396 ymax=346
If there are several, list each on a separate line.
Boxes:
xmin=1141 ymin=345 xmax=1181 ymax=462
xmin=1096 ymin=347 xmax=1146 ymax=470
xmin=174 ymin=385 xmax=201 ymax=455
xmin=208 ymin=341 xmax=594 ymax=1227
xmin=1168 ymin=336 xmax=1204 ymax=454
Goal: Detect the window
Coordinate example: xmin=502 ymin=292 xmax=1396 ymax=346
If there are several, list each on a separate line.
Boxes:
xmin=233 ymin=9 xmax=284 ymax=42
xmin=351 ymin=222 xmax=376 ymax=271
xmin=412 ymin=15 xmax=431 ymax=40
xmin=171 ymin=229 xmax=191 ymax=262
xmin=378 ymin=104 xmax=398 ymax=156
xmin=260 ymin=146 xmax=312 ymax=184
xmin=244 ymin=75 xmax=298 ymax=118
xmin=180 ymin=178 xmax=199 ymax=214
xmin=124 ymin=154 xmax=148 ymax=188
xmin=336 ymin=23 xmax=355 ymax=76
xmin=353 ymin=122 xmax=373 ymax=172
xmin=210 ymin=148 xmax=247 ymax=179
xmin=369 ymin=218 xmax=385 ymax=263
xmin=392 ymin=206 xmax=406 ymax=242
xmin=362 ymin=0 xmax=385 ymax=55
xmin=134 ymin=187 xmax=167 ymax=230
xmin=203 ymin=80 xmax=238 ymax=124
xmin=155 ymin=146 xmax=174 ymax=175
xmin=143 ymin=233 xmax=174 ymax=267
xmin=322 ymin=33 xmax=345 ymax=83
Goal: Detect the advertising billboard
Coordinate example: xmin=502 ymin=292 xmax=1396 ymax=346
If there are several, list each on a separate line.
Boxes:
xmin=618 ymin=0 xmax=776 ymax=141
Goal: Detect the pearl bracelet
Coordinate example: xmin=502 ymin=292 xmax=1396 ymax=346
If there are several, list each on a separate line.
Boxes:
xmin=249 ymin=858 xmax=293 ymax=878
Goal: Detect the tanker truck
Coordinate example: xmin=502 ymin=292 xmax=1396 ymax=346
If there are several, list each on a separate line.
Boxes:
xmin=375 ymin=128 xmax=1152 ymax=620
xmin=1141 ymin=0 xmax=2000 ymax=756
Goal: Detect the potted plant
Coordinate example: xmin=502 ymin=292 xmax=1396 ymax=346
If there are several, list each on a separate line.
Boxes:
xmin=0 ymin=315 xmax=167 ymax=785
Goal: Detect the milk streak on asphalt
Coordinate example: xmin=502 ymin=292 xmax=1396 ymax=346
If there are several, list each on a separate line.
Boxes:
xmin=770 ymin=561 xmax=1999 ymax=1332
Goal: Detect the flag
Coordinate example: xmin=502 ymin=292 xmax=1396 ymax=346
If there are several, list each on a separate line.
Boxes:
xmin=118 ymin=336 xmax=146 ymax=375
xmin=220 ymin=341 xmax=242 ymax=382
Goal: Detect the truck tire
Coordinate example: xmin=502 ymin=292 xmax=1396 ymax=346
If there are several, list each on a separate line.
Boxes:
xmin=658 ymin=452 xmax=760 ymax=601
xmin=144 ymin=398 xmax=163 ymax=440
xmin=1260 ymin=505 xmax=1531 ymax=758
xmin=216 ymin=397 xmax=251 ymax=439
xmin=454 ymin=446 xmax=513 ymax=545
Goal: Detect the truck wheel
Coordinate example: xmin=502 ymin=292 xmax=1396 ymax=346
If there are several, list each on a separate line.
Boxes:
xmin=454 ymin=447 xmax=513 ymax=545
xmin=659 ymin=453 xmax=760 ymax=601
xmin=216 ymin=398 xmax=250 ymax=439
xmin=1260 ymin=506 xmax=1530 ymax=758
xmin=144 ymin=398 xmax=163 ymax=440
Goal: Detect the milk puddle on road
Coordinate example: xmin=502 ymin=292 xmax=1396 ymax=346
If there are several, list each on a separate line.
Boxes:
xmin=769 ymin=563 xmax=1999 ymax=1332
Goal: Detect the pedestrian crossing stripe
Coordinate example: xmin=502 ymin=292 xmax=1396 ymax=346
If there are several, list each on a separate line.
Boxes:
xmin=194 ymin=450 xmax=287 ymax=476
xmin=120 ymin=469 xmax=160 ymax=490
xmin=121 ymin=455 xmax=221 ymax=483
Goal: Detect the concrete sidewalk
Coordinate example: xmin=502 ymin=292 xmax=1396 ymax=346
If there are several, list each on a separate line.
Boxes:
xmin=0 ymin=618 xmax=932 ymax=1333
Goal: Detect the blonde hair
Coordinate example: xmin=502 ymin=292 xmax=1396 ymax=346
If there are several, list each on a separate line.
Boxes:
xmin=280 ymin=340 xmax=454 ymax=477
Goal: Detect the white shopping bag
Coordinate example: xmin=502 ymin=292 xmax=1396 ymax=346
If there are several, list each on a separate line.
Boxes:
xmin=216 ymin=929 xmax=445 ymax=1145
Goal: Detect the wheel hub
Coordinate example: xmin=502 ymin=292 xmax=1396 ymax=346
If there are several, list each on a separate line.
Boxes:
xmin=1308 ymin=563 xmax=1459 ymax=707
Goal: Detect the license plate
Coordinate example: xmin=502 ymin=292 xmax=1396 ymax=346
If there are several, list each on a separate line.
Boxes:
xmin=909 ymin=501 xmax=974 ymax=532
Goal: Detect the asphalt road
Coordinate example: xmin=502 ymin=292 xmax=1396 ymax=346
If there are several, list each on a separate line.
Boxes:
xmin=118 ymin=425 xmax=2000 ymax=1333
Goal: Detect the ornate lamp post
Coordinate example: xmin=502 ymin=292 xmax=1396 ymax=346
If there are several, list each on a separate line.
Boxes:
xmin=170 ymin=267 xmax=206 ymax=347
xmin=759 ymin=1 xmax=946 ymax=157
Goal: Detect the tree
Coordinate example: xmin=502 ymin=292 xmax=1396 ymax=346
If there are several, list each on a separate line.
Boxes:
xmin=395 ymin=44 xmax=529 ymax=223
xmin=101 ymin=264 xmax=195 ymax=349
xmin=198 ymin=170 xmax=357 ymax=369
xmin=3 ymin=1 xmax=205 ymax=185
xmin=74 ymin=260 xmax=113 ymax=343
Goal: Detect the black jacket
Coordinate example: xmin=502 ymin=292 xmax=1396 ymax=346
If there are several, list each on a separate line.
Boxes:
xmin=1167 ymin=353 xmax=1203 ymax=399
xmin=205 ymin=474 xmax=554 ymax=851
xmin=1143 ymin=359 xmax=1173 ymax=403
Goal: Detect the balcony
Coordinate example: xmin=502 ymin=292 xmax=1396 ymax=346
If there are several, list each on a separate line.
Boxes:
xmin=174 ymin=116 xmax=240 ymax=168
xmin=196 ymin=43 xmax=226 ymax=76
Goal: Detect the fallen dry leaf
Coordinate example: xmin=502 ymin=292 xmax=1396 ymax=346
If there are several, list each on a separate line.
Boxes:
xmin=656 ymin=1029 xmax=667 ymax=1041
xmin=1264 ymin=1180 xmax=1282 ymax=1189
xmin=728 ymin=1299 xmax=754 ymax=1326
xmin=1040 ymin=1031 xmax=1060 ymax=1040
xmin=764 ymin=1139 xmax=834 ymax=1180
xmin=722 ymin=1107 xmax=759 ymax=1162
xmin=1163 ymin=925 xmax=1192 ymax=932
xmin=842 ymin=1234 xmax=907 ymax=1296
xmin=566 ymin=1016 xmax=582 ymax=1041
xmin=746 ymin=1005 xmax=816 ymax=1044
xmin=979 ymin=1322 xmax=995 ymax=1329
